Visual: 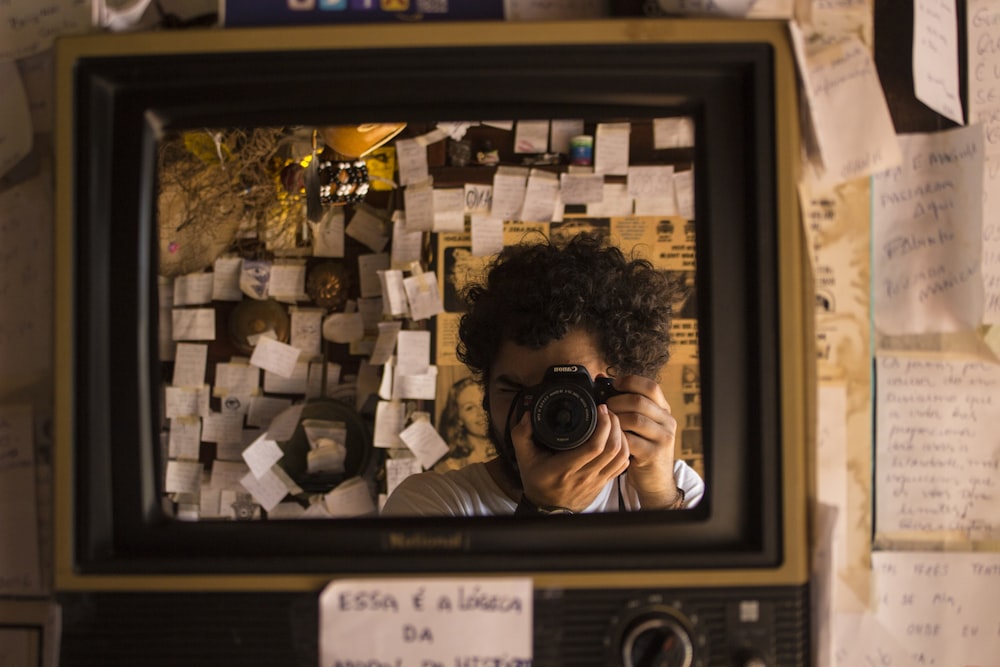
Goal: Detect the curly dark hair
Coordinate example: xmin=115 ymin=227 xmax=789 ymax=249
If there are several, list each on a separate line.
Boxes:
xmin=456 ymin=233 xmax=673 ymax=384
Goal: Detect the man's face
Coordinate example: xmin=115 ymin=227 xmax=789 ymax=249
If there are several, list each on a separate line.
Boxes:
xmin=486 ymin=328 xmax=609 ymax=450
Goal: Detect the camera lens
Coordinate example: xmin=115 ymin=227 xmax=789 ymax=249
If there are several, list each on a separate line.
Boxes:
xmin=532 ymin=386 xmax=596 ymax=450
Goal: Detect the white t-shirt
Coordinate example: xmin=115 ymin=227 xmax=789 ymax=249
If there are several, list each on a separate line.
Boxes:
xmin=380 ymin=459 xmax=704 ymax=517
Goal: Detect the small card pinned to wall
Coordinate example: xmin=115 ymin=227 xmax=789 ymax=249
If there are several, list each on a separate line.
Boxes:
xmin=319 ymin=577 xmax=533 ymax=667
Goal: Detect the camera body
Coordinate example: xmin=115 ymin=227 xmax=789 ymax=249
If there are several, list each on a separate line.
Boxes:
xmin=513 ymin=365 xmax=622 ymax=451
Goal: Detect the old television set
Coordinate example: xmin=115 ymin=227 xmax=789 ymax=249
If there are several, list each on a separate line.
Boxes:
xmin=54 ymin=18 xmax=812 ymax=666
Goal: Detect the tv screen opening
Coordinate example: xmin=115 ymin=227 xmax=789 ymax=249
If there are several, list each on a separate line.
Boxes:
xmin=55 ymin=19 xmax=810 ymax=590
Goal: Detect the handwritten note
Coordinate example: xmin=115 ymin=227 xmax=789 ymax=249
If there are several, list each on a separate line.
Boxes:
xmin=0 ymin=169 xmax=52 ymax=386
xmin=0 ymin=62 xmax=32 ymax=180
xmin=320 ymin=577 xmax=533 ymax=667
xmin=0 ymin=0 xmax=91 ymax=62
xmin=875 ymin=354 xmax=1000 ymax=540
xmin=0 ymin=404 xmax=41 ymax=595
xmin=985 ymin=157 xmax=1000 ymax=325
xmin=872 ymin=551 xmax=1000 ymax=666
xmin=913 ymin=0 xmax=963 ymax=124
xmin=969 ymin=0 xmax=1000 ymax=157
xmin=872 ymin=124 xmax=984 ymax=335
xmin=791 ymin=26 xmax=901 ymax=186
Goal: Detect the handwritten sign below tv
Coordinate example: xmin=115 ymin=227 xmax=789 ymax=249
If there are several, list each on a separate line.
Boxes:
xmin=319 ymin=577 xmax=533 ymax=666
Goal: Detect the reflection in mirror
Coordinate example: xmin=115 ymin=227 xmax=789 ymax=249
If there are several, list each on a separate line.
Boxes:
xmin=156 ymin=117 xmax=703 ymax=521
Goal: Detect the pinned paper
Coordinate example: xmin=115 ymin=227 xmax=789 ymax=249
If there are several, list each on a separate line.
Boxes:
xmin=171 ymin=343 xmax=208 ymax=388
xmin=433 ymin=188 xmax=465 ymax=232
xmin=399 ymin=418 xmax=450 ymax=469
xmin=791 ymin=27 xmax=902 ymax=186
xmin=0 ymin=404 xmax=42 ymax=595
xmin=0 ymin=63 xmax=32 ymax=180
xmin=249 ymin=336 xmax=302 ymax=378
xmin=374 ymin=400 xmax=407 ymax=449
xmin=173 ymin=272 xmax=214 ymax=305
xmin=320 ymin=577 xmax=533 ymax=667
xmin=391 ymin=214 xmax=424 ymax=265
xmin=0 ymin=1 xmax=90 ymax=62
xmin=310 ymin=207 xmax=346 ymax=257
xmin=346 ymin=206 xmax=390 ymax=253
xmin=520 ymin=169 xmax=560 ymax=223
xmin=463 ymin=183 xmax=493 ymax=215
xmin=241 ymin=432 xmax=285 ymax=479
xmin=514 ymin=119 xmax=549 ymax=153
xmin=240 ymin=465 xmax=299 ymax=512
xmin=653 ymin=117 xmax=695 ymax=149
xmin=491 ymin=166 xmax=529 ymax=220
xmin=403 ymin=179 xmax=435 ymax=232
xmin=875 ymin=353 xmax=1000 ymax=541
xmin=872 ymin=125 xmax=984 ymax=335
xmin=172 ymin=308 xmax=216 ymax=341
xmin=322 ymin=477 xmax=377 ymax=517
xmin=323 ymin=312 xmax=365 ymax=343
xmin=913 ymin=0 xmax=963 ymax=124
xmin=403 ymin=270 xmax=444 ymax=322
xmin=594 ymin=122 xmax=631 ymax=176
xmin=395 ymin=137 xmax=429 ymax=186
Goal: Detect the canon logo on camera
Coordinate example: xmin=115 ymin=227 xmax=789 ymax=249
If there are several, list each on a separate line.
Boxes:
xmin=552 ymin=365 xmax=578 ymax=373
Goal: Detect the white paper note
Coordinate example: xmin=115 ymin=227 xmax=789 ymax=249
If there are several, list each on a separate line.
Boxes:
xmin=0 ymin=404 xmax=41 ymax=595
xmin=167 ymin=416 xmax=201 ymax=460
xmin=463 ymin=183 xmax=493 ymax=215
xmin=491 ymin=166 xmax=529 ymax=221
xmin=872 ymin=551 xmax=1000 ymax=666
xmin=913 ymin=0 xmax=963 ymax=124
xmin=0 ymin=62 xmax=32 ymax=179
xmin=433 ymin=188 xmax=465 ymax=232
xmin=0 ymin=169 xmax=52 ymax=383
xmin=875 ymin=353 xmax=1000 ymax=540
xmin=310 ymin=208 xmax=346 ymax=257
xmin=514 ymin=119 xmax=549 ymax=153
xmin=249 ymin=336 xmax=302 ymax=378
xmin=560 ymin=173 xmax=605 ymax=205
xmin=172 ymin=343 xmax=208 ymax=388
xmin=395 ymin=137 xmax=429 ymax=186
xmin=319 ymin=577 xmax=533 ymax=667
xmin=872 ymin=125 xmax=984 ymax=334
xmin=241 ymin=432 xmax=285 ymax=479
xmin=403 ymin=180 xmax=435 ymax=232
xmin=172 ymin=308 xmax=216 ymax=341
xmin=968 ymin=0 xmax=1000 ymax=157
xmin=322 ymin=477 xmax=377 ymax=517
xmin=792 ymin=27 xmax=902 ymax=185
xmin=399 ymin=419 xmax=450 ymax=469
xmin=0 ymin=0 xmax=90 ymax=61
xmin=520 ymin=169 xmax=559 ymax=222
xmin=591 ymin=122 xmax=629 ymax=176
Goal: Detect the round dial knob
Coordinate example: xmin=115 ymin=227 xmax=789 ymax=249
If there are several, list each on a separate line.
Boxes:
xmin=621 ymin=612 xmax=695 ymax=667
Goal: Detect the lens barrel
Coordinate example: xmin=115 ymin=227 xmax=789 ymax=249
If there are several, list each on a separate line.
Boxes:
xmin=530 ymin=383 xmax=597 ymax=450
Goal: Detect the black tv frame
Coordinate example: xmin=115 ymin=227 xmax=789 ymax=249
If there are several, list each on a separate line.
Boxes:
xmin=55 ymin=19 xmax=810 ymax=590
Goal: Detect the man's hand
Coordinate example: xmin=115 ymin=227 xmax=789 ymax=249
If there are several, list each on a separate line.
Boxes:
xmin=604 ymin=375 xmax=680 ymax=509
xmin=510 ymin=404 xmax=630 ymax=513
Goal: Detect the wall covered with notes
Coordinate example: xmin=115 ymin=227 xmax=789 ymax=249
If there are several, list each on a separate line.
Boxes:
xmin=153 ymin=118 xmax=701 ymax=521
xmin=3 ymin=0 xmax=1000 ymax=666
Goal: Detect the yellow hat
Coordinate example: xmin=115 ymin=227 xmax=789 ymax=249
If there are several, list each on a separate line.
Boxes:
xmin=319 ymin=123 xmax=407 ymax=158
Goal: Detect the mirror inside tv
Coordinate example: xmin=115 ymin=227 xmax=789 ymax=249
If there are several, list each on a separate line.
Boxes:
xmin=154 ymin=116 xmax=705 ymax=523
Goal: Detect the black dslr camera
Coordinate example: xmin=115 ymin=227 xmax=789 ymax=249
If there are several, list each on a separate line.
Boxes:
xmin=513 ymin=365 xmax=622 ymax=451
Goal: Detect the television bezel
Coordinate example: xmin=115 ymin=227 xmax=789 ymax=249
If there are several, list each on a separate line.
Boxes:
xmin=53 ymin=18 xmax=811 ymax=592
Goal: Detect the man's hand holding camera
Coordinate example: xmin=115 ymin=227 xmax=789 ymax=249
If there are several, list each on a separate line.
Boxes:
xmin=511 ymin=401 xmax=632 ymax=513
xmin=510 ymin=367 xmax=680 ymax=512
xmin=604 ymin=375 xmax=681 ymax=510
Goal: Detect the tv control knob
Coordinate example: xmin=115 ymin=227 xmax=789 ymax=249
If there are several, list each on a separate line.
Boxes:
xmin=620 ymin=612 xmax=695 ymax=667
